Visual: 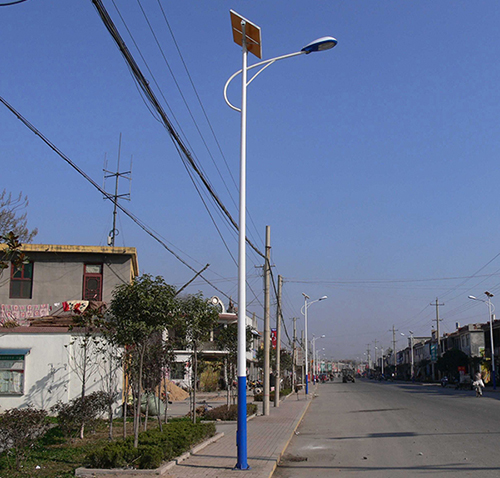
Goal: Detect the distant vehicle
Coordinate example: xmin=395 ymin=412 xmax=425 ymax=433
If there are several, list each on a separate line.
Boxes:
xmin=342 ymin=369 xmax=355 ymax=383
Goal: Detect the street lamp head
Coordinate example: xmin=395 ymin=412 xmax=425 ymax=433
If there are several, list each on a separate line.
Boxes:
xmin=321 ymin=334 xmax=326 ymax=338
xmin=485 ymin=291 xmax=494 ymax=298
xmin=301 ymin=36 xmax=338 ymax=54
xmin=319 ymin=296 xmax=328 ymax=301
xmin=468 ymin=295 xmax=477 ymax=300
xmin=409 ymin=330 xmax=414 ymax=335
xmin=302 ymin=293 xmax=310 ymax=300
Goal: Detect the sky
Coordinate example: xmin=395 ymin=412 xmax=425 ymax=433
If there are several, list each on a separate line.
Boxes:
xmin=2 ymin=0 xmax=500 ymax=361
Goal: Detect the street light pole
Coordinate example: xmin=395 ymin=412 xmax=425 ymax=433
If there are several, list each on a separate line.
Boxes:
xmin=302 ymin=295 xmax=327 ymax=395
xmin=225 ymin=11 xmax=337 ymax=469
xmin=469 ymin=293 xmax=496 ymax=390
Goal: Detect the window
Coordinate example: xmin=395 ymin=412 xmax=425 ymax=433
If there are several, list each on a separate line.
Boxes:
xmin=10 ymin=262 xmax=33 ymax=299
xmin=83 ymin=264 xmax=103 ymax=301
xmin=170 ymin=362 xmax=186 ymax=380
xmin=0 ymin=350 xmax=29 ymax=395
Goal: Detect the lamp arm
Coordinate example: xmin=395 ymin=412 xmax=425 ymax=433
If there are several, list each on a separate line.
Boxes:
xmin=224 ymin=50 xmax=306 ymax=112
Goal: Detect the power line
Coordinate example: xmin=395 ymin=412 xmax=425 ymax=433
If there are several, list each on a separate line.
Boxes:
xmin=0 ymin=95 xmax=232 ymax=301
xmin=90 ymin=0 xmax=265 ymax=261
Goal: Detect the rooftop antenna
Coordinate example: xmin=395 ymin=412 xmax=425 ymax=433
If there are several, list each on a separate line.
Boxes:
xmin=103 ymin=133 xmax=132 ymax=246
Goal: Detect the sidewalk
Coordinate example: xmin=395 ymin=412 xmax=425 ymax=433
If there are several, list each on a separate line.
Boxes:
xmin=163 ymin=393 xmax=311 ymax=478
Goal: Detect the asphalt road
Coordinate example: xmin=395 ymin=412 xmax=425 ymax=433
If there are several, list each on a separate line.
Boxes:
xmin=275 ymin=379 xmax=500 ymax=477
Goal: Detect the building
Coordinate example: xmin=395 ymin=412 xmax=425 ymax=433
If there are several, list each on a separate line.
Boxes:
xmin=170 ymin=296 xmax=260 ymax=390
xmin=0 ymin=244 xmax=138 ymax=410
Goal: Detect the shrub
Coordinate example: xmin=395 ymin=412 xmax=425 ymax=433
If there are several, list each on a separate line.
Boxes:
xmin=0 ymin=407 xmax=49 ymax=470
xmin=51 ymin=391 xmax=108 ymax=438
xmin=84 ymin=420 xmax=216 ymax=469
xmin=254 ymin=388 xmax=292 ymax=401
xmin=203 ymin=403 xmax=257 ymax=421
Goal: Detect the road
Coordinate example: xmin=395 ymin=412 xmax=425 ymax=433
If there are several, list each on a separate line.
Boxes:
xmin=275 ymin=379 xmax=500 ymax=477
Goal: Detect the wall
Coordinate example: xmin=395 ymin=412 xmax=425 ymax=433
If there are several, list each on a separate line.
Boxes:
xmin=0 ymin=330 xmax=123 ymax=413
xmin=0 ymin=248 xmax=135 ymax=308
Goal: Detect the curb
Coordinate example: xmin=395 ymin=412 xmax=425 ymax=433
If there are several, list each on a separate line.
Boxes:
xmin=74 ymin=432 xmax=225 ymax=477
xmin=266 ymin=399 xmax=313 ymax=478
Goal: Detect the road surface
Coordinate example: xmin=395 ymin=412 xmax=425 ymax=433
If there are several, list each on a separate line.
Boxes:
xmin=275 ymin=379 xmax=500 ymax=477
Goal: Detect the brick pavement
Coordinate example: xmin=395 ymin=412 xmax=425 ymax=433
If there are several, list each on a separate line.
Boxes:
xmin=163 ymin=394 xmax=311 ymax=478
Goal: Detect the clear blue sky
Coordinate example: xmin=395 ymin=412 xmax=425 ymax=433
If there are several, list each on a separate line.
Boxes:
xmin=2 ymin=0 xmax=500 ymax=360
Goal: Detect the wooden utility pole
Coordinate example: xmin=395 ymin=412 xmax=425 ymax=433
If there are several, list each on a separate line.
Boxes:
xmin=263 ymin=226 xmax=271 ymax=416
xmin=274 ymin=275 xmax=283 ymax=407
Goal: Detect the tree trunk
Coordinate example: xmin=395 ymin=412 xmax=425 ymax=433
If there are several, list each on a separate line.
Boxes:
xmin=225 ymin=357 xmax=230 ymax=409
xmin=134 ymin=343 xmax=146 ymax=448
xmin=192 ymin=345 xmax=197 ymax=424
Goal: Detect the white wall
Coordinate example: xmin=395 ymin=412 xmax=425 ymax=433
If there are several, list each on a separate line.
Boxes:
xmin=0 ymin=331 xmax=123 ymax=413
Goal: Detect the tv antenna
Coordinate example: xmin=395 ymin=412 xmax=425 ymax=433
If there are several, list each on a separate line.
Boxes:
xmin=102 ymin=133 xmax=132 ymax=246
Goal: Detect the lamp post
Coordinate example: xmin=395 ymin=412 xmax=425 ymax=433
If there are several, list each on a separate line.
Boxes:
xmin=469 ymin=293 xmax=496 ymax=390
xmin=312 ymin=334 xmax=325 ymax=383
xmin=225 ymin=11 xmax=337 ymax=469
xmin=301 ymin=294 xmax=328 ymax=395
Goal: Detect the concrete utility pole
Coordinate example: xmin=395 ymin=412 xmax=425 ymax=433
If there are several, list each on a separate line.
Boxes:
xmin=381 ymin=347 xmax=385 ymax=375
xmin=373 ymin=339 xmax=378 ymax=369
xmin=391 ymin=325 xmax=398 ymax=373
xmin=263 ymin=226 xmax=271 ymax=416
xmin=366 ymin=344 xmax=371 ymax=370
xmin=291 ymin=317 xmax=297 ymax=389
xmin=274 ymin=275 xmax=283 ymax=407
xmin=431 ymin=298 xmax=444 ymax=356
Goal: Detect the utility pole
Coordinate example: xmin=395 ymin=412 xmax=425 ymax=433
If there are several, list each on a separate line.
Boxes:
xmin=431 ymin=298 xmax=444 ymax=356
xmin=391 ymin=325 xmax=398 ymax=374
xmin=274 ymin=275 xmax=282 ymax=407
xmin=381 ymin=347 xmax=385 ymax=375
xmin=373 ymin=339 xmax=378 ymax=369
xmin=291 ymin=317 xmax=297 ymax=390
xmin=103 ymin=133 xmax=132 ymax=247
xmin=366 ymin=344 xmax=371 ymax=370
xmin=263 ymin=226 xmax=271 ymax=416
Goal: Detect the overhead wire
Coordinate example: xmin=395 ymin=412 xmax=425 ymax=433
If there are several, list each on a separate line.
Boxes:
xmin=0 ymin=95 xmax=234 ymax=301
xmin=92 ymin=0 xmax=265 ymax=261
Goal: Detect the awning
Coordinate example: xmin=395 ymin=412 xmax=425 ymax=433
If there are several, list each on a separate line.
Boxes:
xmin=0 ymin=348 xmax=31 ymax=356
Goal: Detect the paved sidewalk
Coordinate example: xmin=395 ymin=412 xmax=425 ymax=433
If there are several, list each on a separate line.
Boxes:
xmin=163 ymin=394 xmax=311 ymax=478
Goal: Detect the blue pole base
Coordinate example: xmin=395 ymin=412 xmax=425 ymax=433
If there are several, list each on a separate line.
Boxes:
xmin=305 ymin=375 xmax=309 ymax=395
xmin=235 ymin=376 xmax=250 ymax=470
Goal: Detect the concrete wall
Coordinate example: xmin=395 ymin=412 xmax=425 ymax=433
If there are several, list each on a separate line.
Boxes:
xmin=0 ymin=249 xmax=134 ymax=307
xmin=0 ymin=330 xmax=123 ymax=413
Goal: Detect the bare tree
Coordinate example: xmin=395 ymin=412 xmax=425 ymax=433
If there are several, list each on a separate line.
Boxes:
xmin=0 ymin=190 xmax=38 ymax=243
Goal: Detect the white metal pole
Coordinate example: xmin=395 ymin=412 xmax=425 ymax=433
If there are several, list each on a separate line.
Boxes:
xmin=487 ymin=298 xmax=496 ymax=389
xmin=304 ymin=297 xmax=309 ymax=395
xmin=236 ymin=19 xmax=249 ymax=470
xmin=410 ymin=334 xmax=414 ymax=379
xmin=312 ymin=336 xmax=316 ymax=384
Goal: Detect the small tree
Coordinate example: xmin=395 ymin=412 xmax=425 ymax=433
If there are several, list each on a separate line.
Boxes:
xmin=0 ymin=407 xmax=49 ymax=471
xmin=107 ymin=274 xmax=177 ymax=447
xmin=176 ymin=293 xmax=219 ymax=423
xmin=216 ymin=323 xmax=254 ymax=407
xmin=0 ymin=189 xmax=38 ymax=243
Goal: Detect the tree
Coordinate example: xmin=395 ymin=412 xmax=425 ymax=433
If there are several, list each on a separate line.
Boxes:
xmin=176 ymin=293 xmax=219 ymax=423
xmin=437 ymin=348 xmax=469 ymax=378
xmin=0 ymin=189 xmax=38 ymax=243
xmin=107 ymin=274 xmax=177 ymax=448
xmin=216 ymin=323 xmax=255 ymax=407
